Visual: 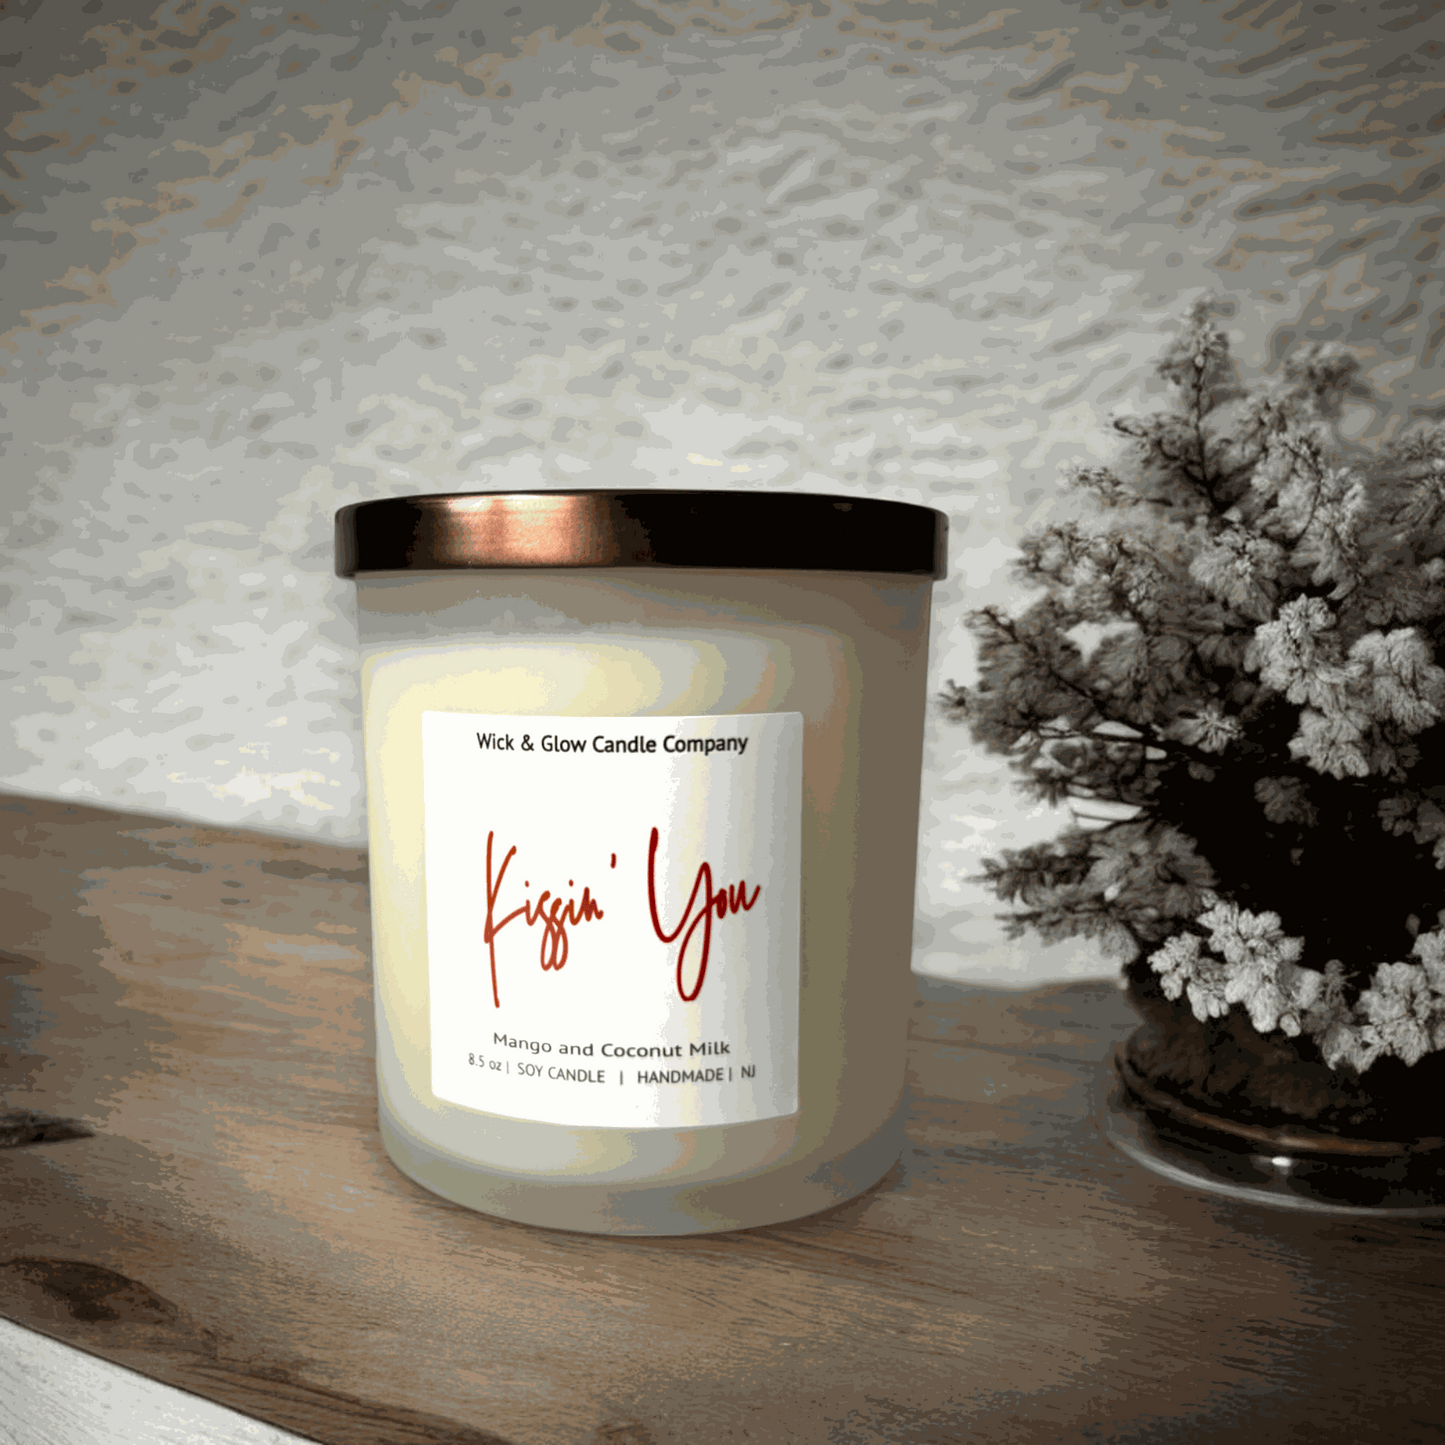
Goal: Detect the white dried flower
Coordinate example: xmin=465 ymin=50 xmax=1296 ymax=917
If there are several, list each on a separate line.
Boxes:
xmin=1171 ymin=701 xmax=1244 ymax=753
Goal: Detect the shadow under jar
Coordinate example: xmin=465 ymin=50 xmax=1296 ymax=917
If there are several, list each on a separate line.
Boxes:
xmin=335 ymin=490 xmax=947 ymax=1235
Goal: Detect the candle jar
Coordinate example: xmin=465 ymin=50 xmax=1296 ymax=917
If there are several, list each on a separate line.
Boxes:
xmin=336 ymin=490 xmax=946 ymax=1235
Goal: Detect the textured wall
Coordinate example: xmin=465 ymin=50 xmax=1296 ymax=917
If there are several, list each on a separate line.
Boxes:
xmin=4 ymin=0 xmax=1442 ymax=983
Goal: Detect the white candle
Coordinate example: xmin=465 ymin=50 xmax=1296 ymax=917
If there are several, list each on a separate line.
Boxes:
xmin=337 ymin=492 xmax=945 ymax=1234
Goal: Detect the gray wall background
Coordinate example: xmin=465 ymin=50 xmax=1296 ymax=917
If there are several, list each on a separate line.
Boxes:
xmin=4 ymin=0 xmax=1442 ymax=984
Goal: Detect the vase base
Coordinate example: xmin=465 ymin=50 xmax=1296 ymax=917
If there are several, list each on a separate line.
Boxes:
xmin=1102 ymin=1051 xmax=1445 ymax=1216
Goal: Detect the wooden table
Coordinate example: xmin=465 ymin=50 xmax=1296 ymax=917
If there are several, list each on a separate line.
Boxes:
xmin=3 ymin=792 xmax=1442 ymax=1445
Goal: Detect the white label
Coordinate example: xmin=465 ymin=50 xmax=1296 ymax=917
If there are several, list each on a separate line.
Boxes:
xmin=422 ymin=712 xmax=802 ymax=1129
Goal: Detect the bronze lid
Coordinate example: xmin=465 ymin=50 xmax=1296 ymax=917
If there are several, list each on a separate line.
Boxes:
xmin=335 ymin=490 xmax=947 ymax=578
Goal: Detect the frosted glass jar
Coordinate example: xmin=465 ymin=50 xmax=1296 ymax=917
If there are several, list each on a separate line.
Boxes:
xmin=336 ymin=490 xmax=946 ymax=1235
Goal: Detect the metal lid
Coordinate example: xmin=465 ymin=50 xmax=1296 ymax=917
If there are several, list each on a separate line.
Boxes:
xmin=335 ymin=490 xmax=947 ymax=578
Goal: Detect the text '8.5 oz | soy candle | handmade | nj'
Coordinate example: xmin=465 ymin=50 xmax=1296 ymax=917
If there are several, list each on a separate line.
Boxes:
xmin=335 ymin=489 xmax=947 ymax=1235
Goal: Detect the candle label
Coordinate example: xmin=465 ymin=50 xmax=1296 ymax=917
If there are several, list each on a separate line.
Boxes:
xmin=422 ymin=711 xmax=803 ymax=1129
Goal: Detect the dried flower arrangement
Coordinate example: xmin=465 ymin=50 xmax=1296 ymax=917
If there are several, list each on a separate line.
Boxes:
xmin=946 ymin=299 xmax=1445 ymax=1145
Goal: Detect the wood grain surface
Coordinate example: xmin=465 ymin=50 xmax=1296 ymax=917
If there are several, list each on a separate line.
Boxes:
xmin=3 ymin=793 xmax=1442 ymax=1445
